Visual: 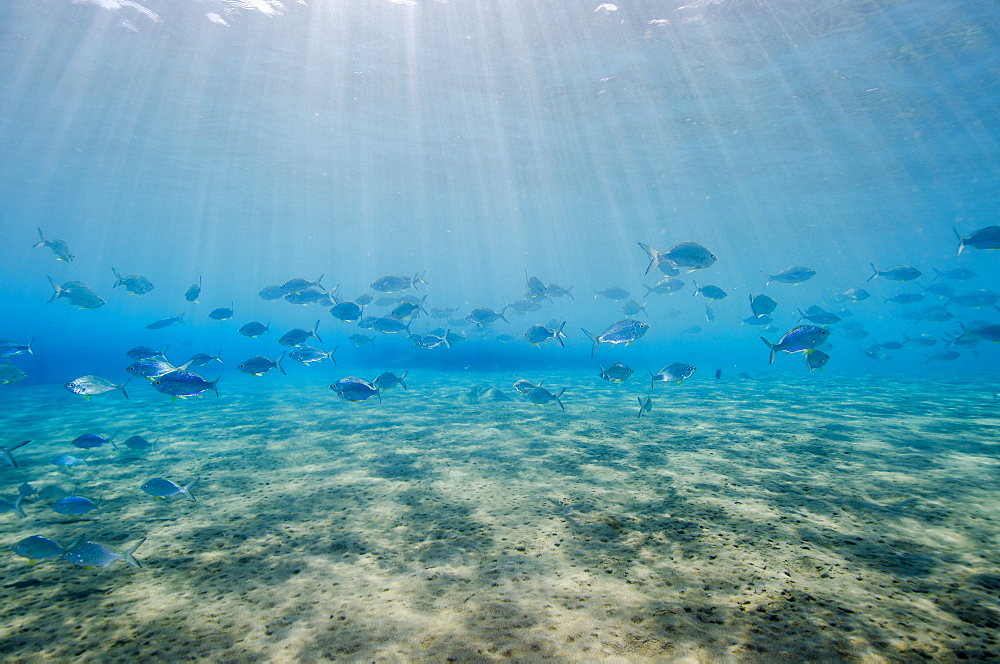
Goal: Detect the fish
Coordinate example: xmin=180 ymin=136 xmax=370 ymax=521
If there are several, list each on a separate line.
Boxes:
xmin=715 ymin=369 xmax=722 ymax=379
xmin=638 ymin=242 xmax=670 ymax=275
xmin=371 ymin=273 xmax=426 ymax=293
xmin=545 ymin=283 xmax=574 ymax=299
xmin=126 ymin=345 xmax=168 ymax=360
xmin=53 ymin=454 xmax=88 ymax=468
xmin=650 ymin=362 xmax=696 ymax=386
xmin=693 ymin=282 xmax=727 ymax=301
xmin=64 ymin=375 xmax=130 ymax=399
xmin=948 ymin=289 xmax=999 ymax=308
xmin=285 ymin=289 xmax=327 ymax=305
xmin=495 ymin=334 xmax=517 ymax=343
xmin=373 ymin=371 xmax=408 ymax=390
xmin=184 ymin=277 xmax=202 ymax=302
xmin=925 ymin=350 xmax=961 ymax=363
xmin=52 ymin=495 xmax=101 ymax=516
xmin=593 ymin=287 xmax=630 ymax=301
xmin=11 ymin=535 xmax=74 ymax=564
xmin=238 ymin=353 xmax=286 ymax=376
xmin=186 ymin=349 xmax=223 ymax=367
xmin=599 ymin=362 xmax=633 ymax=382
xmin=124 ymin=435 xmax=156 ymax=452
xmin=278 ymin=321 xmax=322 ymax=347
xmin=330 ymin=301 xmax=364 ymax=322
xmin=902 ymin=333 xmax=939 ymax=347
xmin=391 ymin=296 xmax=428 ymax=320
xmin=146 ymin=313 xmax=185 ymax=330
xmin=72 ymin=433 xmax=116 ymax=450
xmin=429 ymin=307 xmax=458 ymax=319
xmin=954 ymin=225 xmax=1000 ymax=254
xmin=412 ymin=332 xmax=451 ymax=349
xmin=884 ymin=293 xmax=925 ymax=305
xmin=797 ymin=308 xmax=842 ymax=325
xmin=331 ymin=376 xmax=380 ymax=402
xmin=833 ymin=287 xmax=870 ymax=303
xmin=239 ymin=321 xmax=269 ymax=338
xmin=760 ymin=325 xmax=832 ymax=364
xmin=467 ymin=307 xmax=508 ymax=326
xmin=38 ymin=485 xmax=71 ymax=501
xmin=349 ymin=333 xmax=376 ymax=348
xmin=524 ymin=321 xmax=567 ymax=347
xmin=289 ymin=346 xmax=338 ymax=365
xmin=581 ymin=319 xmax=649 ymax=358
xmin=637 ymin=396 xmax=652 ymax=418
xmin=48 ymin=277 xmax=105 ymax=309
xmin=868 ymin=263 xmax=921 ymax=282
xmin=933 ymin=267 xmax=978 ymax=281
xmin=151 ymin=371 xmax=219 ymax=399
xmin=644 ymin=278 xmax=685 ymax=296
xmin=0 ymin=338 xmax=33 ymax=358
xmin=259 ymin=285 xmax=286 ymax=300
xmin=749 ymin=294 xmax=777 ymax=318
xmin=111 ymin=268 xmax=154 ymax=295
xmin=126 ymin=357 xmax=193 ymax=380
xmin=805 ymin=349 xmax=830 ymax=372
xmin=372 ymin=317 xmax=411 ymax=334
xmin=924 ymin=283 xmax=955 ymax=297
xmin=525 ymin=274 xmax=548 ymax=299
xmin=659 ymin=241 xmax=717 ymax=271
xmin=63 ymin=538 xmax=145 ymax=569
xmin=1 ymin=440 xmax=31 ymax=469
xmin=764 ymin=266 xmax=816 ymax=285
xmin=0 ymin=364 xmax=26 ymax=385
xmin=527 ymin=386 xmax=566 ymax=409
xmin=620 ymin=300 xmax=647 ymax=317
xmin=141 ymin=477 xmax=198 ymax=501
xmin=507 ymin=298 xmax=544 ymax=314
xmin=0 ymin=495 xmax=26 ymax=519
xmin=19 ymin=483 xmax=36 ymax=499
xmin=512 ymin=379 xmax=539 ymax=395
xmin=282 ymin=275 xmax=326 ymax=293
xmin=742 ymin=315 xmax=773 ymax=326
xmin=958 ymin=322 xmax=1000 ymax=343
xmin=209 ymin=305 xmax=234 ymax=321
xmin=916 ymin=307 xmax=954 ymax=323
xmin=355 ymin=293 xmax=374 ymax=306
xmin=33 ymin=228 xmax=74 ymax=262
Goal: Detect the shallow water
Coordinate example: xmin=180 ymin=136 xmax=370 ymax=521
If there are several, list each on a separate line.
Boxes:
xmin=1 ymin=372 xmax=997 ymax=661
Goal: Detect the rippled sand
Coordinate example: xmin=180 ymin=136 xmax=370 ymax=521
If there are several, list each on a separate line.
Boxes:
xmin=0 ymin=371 xmax=998 ymax=662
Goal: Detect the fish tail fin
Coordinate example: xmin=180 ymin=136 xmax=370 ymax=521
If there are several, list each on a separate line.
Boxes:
xmin=797 ymin=308 xmax=807 ymax=322
xmin=411 ymin=272 xmax=421 ymax=291
xmin=400 ymin=371 xmax=408 ymax=390
xmin=923 ymin=353 xmax=933 ymax=364
xmin=637 ymin=397 xmax=644 ymax=418
xmin=553 ymin=388 xmax=566 ymax=410
xmin=118 ymin=377 xmax=131 ymax=400
xmin=692 ymin=280 xmax=698 ymax=297
xmin=644 ymin=284 xmax=654 ymax=297
xmin=123 ymin=538 xmax=146 ymax=568
xmin=209 ymin=376 xmax=221 ymax=398
xmin=499 ymin=306 xmax=508 ymax=324
xmin=443 ymin=330 xmax=452 ymax=349
xmin=581 ymin=329 xmax=599 ymax=358
xmin=566 ymin=286 xmax=574 ymax=300
xmin=316 ymin=274 xmax=325 ymax=290
xmin=1 ymin=448 xmax=16 ymax=469
xmin=867 ymin=263 xmax=879 ymax=282
xmin=932 ymin=268 xmax=943 ymax=279
xmin=33 ymin=227 xmax=47 ymax=247
xmin=418 ymin=294 xmax=429 ymax=316
xmin=276 ymin=352 xmax=286 ymax=375
xmin=25 ymin=338 xmax=34 ymax=356
xmin=215 ymin=348 xmax=223 ymax=363
xmin=13 ymin=495 xmax=25 ymax=518
xmin=47 ymin=276 xmax=64 ymax=303
xmin=177 ymin=313 xmax=186 ymax=325
xmin=760 ymin=337 xmax=778 ymax=364
xmin=112 ymin=267 xmax=122 ymax=288
xmin=638 ymin=242 xmax=658 ymax=275
xmin=183 ymin=478 xmax=200 ymax=502
xmin=313 ymin=320 xmax=322 ymax=343
xmin=328 ymin=346 xmax=339 ymax=366
xmin=953 ymin=227 xmax=966 ymax=255
xmin=555 ymin=321 xmax=566 ymax=347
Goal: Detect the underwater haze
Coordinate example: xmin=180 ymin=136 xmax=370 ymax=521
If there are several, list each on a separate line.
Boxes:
xmin=1 ymin=0 xmax=999 ymax=661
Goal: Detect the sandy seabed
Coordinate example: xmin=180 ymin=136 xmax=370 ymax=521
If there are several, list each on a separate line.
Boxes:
xmin=0 ymin=370 xmax=998 ymax=663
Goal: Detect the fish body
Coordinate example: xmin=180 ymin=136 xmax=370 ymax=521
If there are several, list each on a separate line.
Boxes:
xmin=285 ymin=289 xmax=326 ymax=305
xmin=525 ymin=275 xmax=547 ymax=299
xmin=355 ymin=293 xmax=374 ymax=306
xmin=581 ymin=319 xmax=649 ymax=358
xmin=278 ymin=321 xmax=322 ymax=347
xmin=645 ymin=278 xmax=685 ymax=296
xmin=885 ymin=293 xmax=925 ymax=305
xmin=371 ymin=273 xmax=425 ymax=293
xmin=925 ymin=350 xmax=961 ymax=362
xmin=797 ymin=308 xmax=841 ymax=325
xmin=512 ymin=379 xmax=540 ymax=394
xmin=142 ymin=477 xmax=198 ymax=501
xmin=545 ymin=283 xmax=574 ymax=299
xmin=151 ymin=371 xmax=219 ymax=398
xmin=63 ymin=538 xmax=144 ymax=568
xmin=637 ymin=396 xmax=652 ymax=418
xmin=933 ymin=267 xmax=977 ymax=281
xmin=599 ymin=362 xmax=633 ymax=382
xmin=917 ymin=307 xmax=954 ymax=323
xmin=239 ymin=321 xmax=269 ymax=338
xmin=209 ymin=306 xmax=234 ymax=321
xmin=259 ymin=285 xmax=286 ymax=300
xmin=524 ymin=321 xmax=567 ymax=347
xmin=72 ymin=433 xmax=115 ymax=450
xmin=805 ymin=349 xmax=830 ymax=372
xmin=0 ymin=495 xmax=26 ymax=518
xmin=33 ymin=228 xmax=74 ymax=262
xmin=948 ymin=289 xmax=999 ymax=308
xmin=868 ymin=264 xmax=921 ymax=282
xmin=53 ymin=454 xmax=87 ymax=467
xmin=64 ymin=375 xmax=129 ymax=399
xmin=429 ymin=307 xmax=458 ymax=318
xmin=650 ymin=362 xmax=696 ymax=386
xmin=281 ymin=275 xmax=326 ymax=293
xmin=127 ymin=357 xmax=191 ymax=379
xmin=620 ymin=300 xmax=647 ymax=317
xmin=960 ymin=322 xmax=1000 ymax=343
xmin=238 ymin=353 xmax=286 ymax=376
xmin=0 ymin=339 xmax=33 ymax=358
xmin=761 ymin=325 xmax=832 ymax=363
xmin=186 ymin=350 xmax=223 ymax=367
xmin=764 ymin=266 xmax=815 ymax=285
xmin=373 ymin=371 xmax=408 ymax=390
xmin=11 ymin=535 xmax=69 ymax=563
xmin=331 ymin=376 xmax=380 ymax=402
xmin=146 ymin=313 xmax=185 ymax=330
xmin=184 ymin=277 xmax=202 ymax=302
xmin=593 ymin=287 xmax=630 ymax=301
xmin=349 ymin=334 xmax=376 ymax=347
xmin=693 ymin=282 xmax=727 ymax=301
xmin=0 ymin=364 xmax=26 ymax=384
xmin=126 ymin=345 xmax=168 ymax=360
xmin=467 ymin=307 xmax=508 ymax=326
xmin=662 ymin=241 xmax=717 ymax=271
xmin=508 ymin=299 xmax=543 ymax=314
xmin=289 ymin=346 xmax=338 ymax=365
xmin=48 ymin=277 xmax=105 ymax=309
xmin=527 ymin=386 xmax=566 ymax=409
xmin=52 ymin=495 xmax=100 ymax=516
xmin=749 ymin=294 xmax=777 ymax=318
xmin=955 ymin=225 xmax=1000 ymax=254
xmin=371 ymin=317 xmax=411 ymax=334
xmin=124 ymin=435 xmax=156 ymax=451
xmin=413 ymin=332 xmax=451 ymax=349
xmin=330 ymin=301 xmax=364 ymax=322
xmin=112 ymin=268 xmax=154 ymax=295
xmin=391 ymin=296 xmax=427 ymax=320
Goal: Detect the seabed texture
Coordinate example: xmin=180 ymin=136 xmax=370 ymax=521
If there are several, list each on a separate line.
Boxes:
xmin=0 ymin=371 xmax=998 ymax=662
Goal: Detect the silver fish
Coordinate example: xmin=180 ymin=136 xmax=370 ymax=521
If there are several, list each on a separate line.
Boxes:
xmin=764 ymin=266 xmax=815 ymax=285
xmin=868 ymin=263 xmax=921 ymax=282
xmin=524 ymin=321 xmax=567 ymax=347
xmin=373 ymin=371 xmax=408 ymax=390
xmin=112 ymin=268 xmax=154 ymax=295
xmin=954 ymin=225 xmax=1000 ymax=254
xmin=289 ymin=346 xmax=338 ymax=365
xmin=209 ymin=305 xmax=234 ymax=321
xmin=593 ymin=286 xmax=630 ymax=301
xmin=467 ymin=307 xmax=508 ymax=326
xmin=238 ymin=353 xmax=286 ymax=376
xmin=184 ymin=277 xmax=202 ymax=302
xmin=186 ymin=350 xmax=223 ymax=367
xmin=527 ymin=386 xmax=566 ymax=409
xmin=599 ymin=362 xmax=633 ymax=382
xmin=64 ymin=375 xmax=129 ymax=399
xmin=761 ymin=325 xmax=832 ymax=364
xmin=33 ymin=228 xmax=74 ymax=262
xmin=278 ymin=321 xmax=322 ymax=347
xmin=48 ymin=277 xmax=105 ymax=309
xmin=692 ymin=282 xmax=727 ymax=301
xmin=11 ymin=535 xmax=73 ymax=564
xmin=650 ymin=362 xmax=696 ymax=386
xmin=581 ymin=320 xmax=649 ymax=358
xmin=805 ymin=349 xmax=830 ymax=372
xmin=0 ymin=364 xmax=26 ymax=385
xmin=63 ymin=538 xmax=145 ymax=569
xmin=749 ymin=294 xmax=777 ymax=318
xmin=141 ymin=477 xmax=198 ymax=501
xmin=331 ymin=376 xmax=380 ymax=402
xmin=0 ymin=338 xmax=33 ymax=358
xmin=637 ymin=396 xmax=652 ymax=418
xmin=151 ymin=371 xmax=219 ymax=399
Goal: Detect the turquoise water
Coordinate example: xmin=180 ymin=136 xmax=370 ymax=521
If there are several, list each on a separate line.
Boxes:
xmin=1 ymin=0 xmax=999 ymax=660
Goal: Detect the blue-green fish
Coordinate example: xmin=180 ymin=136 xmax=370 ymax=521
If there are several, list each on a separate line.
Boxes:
xmin=11 ymin=535 xmax=74 ymax=564
xmin=391 ymin=296 xmax=428 ymax=320
xmin=184 ymin=276 xmax=202 ymax=302
xmin=599 ymin=363 xmax=633 ymax=382
xmin=259 ymin=285 xmax=286 ymax=300
xmin=467 ymin=307 xmax=508 ymax=327
xmin=332 ymin=377 xmax=380 ymax=403
xmin=349 ymin=333 xmax=376 ymax=348
xmin=64 ymin=375 xmax=130 ymax=399
xmin=289 ymin=346 xmax=338 ymax=366
xmin=124 ymin=435 xmax=156 ymax=452
xmin=72 ymin=433 xmax=115 ymax=450
xmin=545 ymin=283 xmax=574 ymax=299
xmin=239 ymin=321 xmax=269 ymax=338
xmin=797 ymin=308 xmax=841 ymax=325
xmin=955 ymin=225 xmax=1000 ymax=255
xmin=932 ymin=267 xmax=977 ymax=281
xmin=33 ymin=228 xmax=74 ymax=262
xmin=761 ymin=325 xmax=832 ymax=364
xmin=660 ymin=241 xmax=717 ymax=271
xmin=1 ymin=439 xmax=31 ymax=469
xmin=209 ymin=305 xmax=234 ymax=321
xmin=924 ymin=350 xmax=961 ymax=363
xmin=512 ymin=379 xmax=540 ymax=394
xmin=63 ymin=537 xmax=145 ymax=569
xmin=692 ymin=282 xmax=727 ymax=301
xmin=645 ymin=278 xmax=685 ymax=296
xmin=238 ymin=353 xmax=286 ymax=376
xmin=749 ymin=294 xmax=777 ymax=319
xmin=371 ymin=273 xmax=426 ymax=293
xmin=0 ymin=338 xmax=33 ymax=358
xmin=412 ymin=332 xmax=451 ymax=349
xmin=805 ymin=349 xmax=830 ymax=372
xmin=112 ymin=268 xmax=154 ymax=295
xmin=594 ymin=286 xmax=630 ymax=301
xmin=948 ymin=289 xmax=999 ymax=308
xmin=330 ymin=301 xmax=364 ymax=322
xmin=52 ymin=495 xmax=101 ymax=516
xmin=48 ymin=277 xmax=105 ymax=309
xmin=581 ymin=320 xmax=649 ymax=358
xmin=141 ymin=477 xmax=198 ymax=501
xmin=371 ymin=317 xmax=411 ymax=334
xmin=868 ymin=264 xmax=921 ymax=282
xmin=282 ymin=275 xmax=326 ymax=293
xmin=151 ymin=371 xmax=219 ymax=399
xmin=764 ymin=266 xmax=815 ymax=285
xmin=373 ymin=371 xmax=407 ymax=390
xmin=53 ymin=454 xmax=88 ymax=468
xmin=127 ymin=357 xmax=192 ymax=380
xmin=146 ymin=313 xmax=185 ymax=330
xmin=650 ymin=363 xmax=696 ymax=386
xmin=278 ymin=321 xmax=322 ymax=347
xmin=126 ymin=345 xmax=168 ymax=360
xmin=527 ymin=386 xmax=566 ymax=409
xmin=524 ymin=321 xmax=566 ymax=347
xmin=186 ymin=349 xmax=223 ymax=367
